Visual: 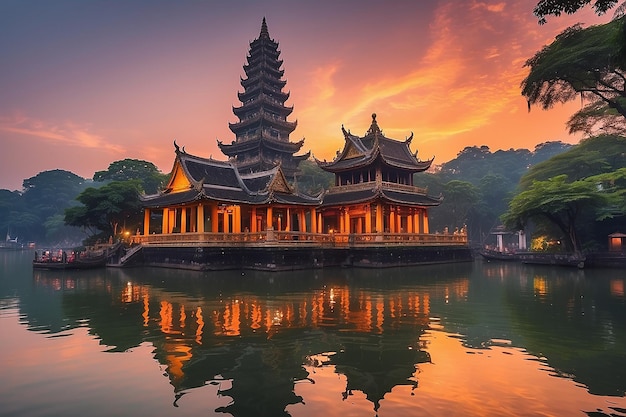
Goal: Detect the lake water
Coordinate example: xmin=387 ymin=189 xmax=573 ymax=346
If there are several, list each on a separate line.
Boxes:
xmin=1 ymin=249 xmax=625 ymax=417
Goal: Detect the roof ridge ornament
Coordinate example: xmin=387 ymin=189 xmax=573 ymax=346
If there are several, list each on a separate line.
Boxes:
xmin=367 ymin=113 xmax=382 ymax=138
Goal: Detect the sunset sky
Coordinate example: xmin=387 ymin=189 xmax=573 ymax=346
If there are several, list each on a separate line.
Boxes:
xmin=0 ymin=0 xmax=611 ymax=191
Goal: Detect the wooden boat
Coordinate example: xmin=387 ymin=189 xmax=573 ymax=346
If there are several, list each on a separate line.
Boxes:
xmin=479 ymin=248 xmax=518 ymax=262
xmin=33 ymin=249 xmax=107 ymax=270
xmin=516 ymin=252 xmax=586 ymax=269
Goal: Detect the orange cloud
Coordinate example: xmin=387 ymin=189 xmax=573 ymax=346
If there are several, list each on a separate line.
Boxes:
xmin=0 ymin=113 xmax=125 ymax=154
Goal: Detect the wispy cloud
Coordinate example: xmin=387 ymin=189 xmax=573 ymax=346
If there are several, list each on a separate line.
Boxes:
xmin=0 ymin=113 xmax=125 ymax=154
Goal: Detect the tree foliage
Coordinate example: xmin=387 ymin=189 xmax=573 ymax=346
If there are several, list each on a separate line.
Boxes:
xmin=65 ymin=180 xmax=143 ymax=241
xmin=522 ymin=17 xmax=626 ymax=133
xmin=502 ymin=174 xmax=612 ymax=252
xmin=417 ymin=142 xmax=573 ymax=242
xmin=93 ymin=159 xmax=167 ymax=194
xmin=534 ymin=0 xmax=623 ymax=24
xmin=519 ymin=134 xmax=626 ymax=188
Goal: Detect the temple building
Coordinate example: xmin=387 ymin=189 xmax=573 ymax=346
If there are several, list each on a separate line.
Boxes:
xmin=315 ymin=113 xmax=441 ymax=237
xmin=218 ymin=18 xmax=309 ymax=179
xmin=127 ymin=20 xmax=470 ymax=271
xmin=140 ymin=143 xmax=321 ymax=237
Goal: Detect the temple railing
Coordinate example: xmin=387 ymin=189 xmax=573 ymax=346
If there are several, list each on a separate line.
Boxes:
xmin=134 ymin=231 xmax=467 ymax=247
xmin=327 ymin=182 xmax=428 ymax=195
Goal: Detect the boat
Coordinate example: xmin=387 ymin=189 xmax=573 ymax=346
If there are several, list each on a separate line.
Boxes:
xmin=479 ymin=248 xmax=518 ymax=262
xmin=516 ymin=252 xmax=586 ymax=269
xmin=0 ymin=232 xmax=26 ymax=250
xmin=33 ymin=248 xmax=108 ymax=270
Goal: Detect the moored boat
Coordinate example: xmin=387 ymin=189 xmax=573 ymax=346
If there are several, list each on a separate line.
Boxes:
xmin=33 ymin=248 xmax=108 ymax=270
xmin=479 ymin=248 xmax=518 ymax=262
xmin=516 ymin=252 xmax=586 ymax=269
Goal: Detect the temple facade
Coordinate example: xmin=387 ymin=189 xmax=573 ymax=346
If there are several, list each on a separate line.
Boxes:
xmin=315 ymin=114 xmax=442 ymax=238
xmin=218 ymin=18 xmax=308 ymax=179
xmin=140 ymin=143 xmax=321 ymax=239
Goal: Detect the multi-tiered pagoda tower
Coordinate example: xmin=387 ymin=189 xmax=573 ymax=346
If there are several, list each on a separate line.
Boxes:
xmin=218 ymin=18 xmax=309 ymax=179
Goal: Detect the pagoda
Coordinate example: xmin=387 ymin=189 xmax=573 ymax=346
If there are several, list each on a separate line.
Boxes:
xmin=315 ymin=114 xmax=441 ymax=235
xmin=218 ymin=18 xmax=309 ymax=179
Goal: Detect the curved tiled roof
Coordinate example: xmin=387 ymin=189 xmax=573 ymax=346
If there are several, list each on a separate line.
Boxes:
xmin=317 ymin=114 xmax=432 ymax=173
xmin=141 ymin=146 xmax=322 ymax=208
xmin=320 ymin=184 xmax=441 ymax=208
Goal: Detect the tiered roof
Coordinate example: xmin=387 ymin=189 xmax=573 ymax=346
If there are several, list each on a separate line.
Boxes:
xmin=317 ymin=114 xmax=441 ymax=208
xmin=218 ymin=18 xmax=308 ymax=177
xmin=316 ymin=113 xmax=433 ymax=173
xmin=141 ymin=143 xmax=321 ymax=208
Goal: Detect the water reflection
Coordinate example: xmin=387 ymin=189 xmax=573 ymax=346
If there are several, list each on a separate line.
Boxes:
xmin=11 ymin=259 xmax=625 ymax=416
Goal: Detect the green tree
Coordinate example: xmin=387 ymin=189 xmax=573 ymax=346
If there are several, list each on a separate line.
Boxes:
xmin=296 ymin=159 xmax=334 ymax=194
xmin=16 ymin=170 xmax=88 ymax=244
xmin=93 ymin=159 xmax=167 ymax=194
xmin=432 ymin=180 xmax=481 ymax=233
xmin=534 ymin=0 xmax=624 ymax=24
xmin=502 ymin=175 xmax=616 ymax=253
xmin=522 ymin=18 xmax=626 ymax=135
xmin=519 ymin=135 xmax=626 ymax=189
xmin=65 ymin=180 xmax=143 ymax=241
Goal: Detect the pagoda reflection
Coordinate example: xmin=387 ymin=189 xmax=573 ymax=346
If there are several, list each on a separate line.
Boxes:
xmin=108 ymin=267 xmax=467 ymax=415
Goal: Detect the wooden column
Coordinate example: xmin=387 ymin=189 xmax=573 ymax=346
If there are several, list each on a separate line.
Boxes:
xmin=345 ymin=209 xmax=351 ymax=233
xmin=407 ymin=212 xmax=413 ymax=234
xmin=365 ymin=205 xmax=372 ymax=233
xmin=211 ymin=204 xmax=218 ymax=233
xmin=317 ymin=212 xmax=322 ymax=233
xmin=376 ymin=203 xmax=383 ymax=233
xmin=250 ymin=207 xmax=257 ymax=233
xmin=181 ymin=207 xmax=187 ymax=233
xmin=267 ymin=207 xmax=273 ymax=230
xmin=143 ymin=209 xmax=150 ymax=236
xmin=414 ymin=209 xmax=421 ymax=234
xmin=299 ymin=210 xmax=306 ymax=232
xmin=339 ymin=210 xmax=345 ymax=233
xmin=423 ymin=210 xmax=429 ymax=234
xmin=161 ymin=208 xmax=169 ymax=234
xmin=197 ymin=204 xmax=204 ymax=233
xmin=286 ymin=208 xmax=291 ymax=231
xmin=389 ymin=209 xmax=396 ymax=233
xmin=223 ymin=209 xmax=230 ymax=234
xmin=311 ymin=209 xmax=317 ymax=234
xmin=233 ymin=206 xmax=241 ymax=233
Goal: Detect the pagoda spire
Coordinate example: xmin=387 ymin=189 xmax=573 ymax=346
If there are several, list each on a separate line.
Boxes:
xmin=218 ymin=18 xmax=309 ymax=179
xmin=260 ymin=17 xmax=270 ymax=39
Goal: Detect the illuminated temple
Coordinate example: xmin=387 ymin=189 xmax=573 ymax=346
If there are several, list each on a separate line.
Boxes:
xmin=132 ymin=19 xmax=470 ymax=270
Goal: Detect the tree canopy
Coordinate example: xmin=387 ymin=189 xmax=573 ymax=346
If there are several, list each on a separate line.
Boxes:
xmin=522 ymin=17 xmax=626 ymax=137
xmin=65 ymin=180 xmax=143 ymax=241
xmin=519 ymin=134 xmax=626 ymax=188
xmin=93 ymin=159 xmax=167 ymax=194
xmin=502 ymin=174 xmax=614 ymax=252
xmin=534 ymin=0 xmax=624 ymax=24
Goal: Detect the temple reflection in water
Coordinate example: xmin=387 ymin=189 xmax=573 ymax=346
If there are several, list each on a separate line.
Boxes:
xmin=32 ymin=266 xmax=470 ymax=415
xmin=29 ymin=262 xmax=626 ymax=416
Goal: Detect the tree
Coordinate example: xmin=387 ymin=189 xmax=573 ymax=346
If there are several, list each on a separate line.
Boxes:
xmin=519 ymin=134 xmax=626 ymax=189
xmin=65 ymin=180 xmax=143 ymax=241
xmin=93 ymin=159 xmax=167 ymax=194
xmin=15 ymin=170 xmax=88 ymax=243
xmin=433 ymin=180 xmax=481 ymax=233
xmin=534 ymin=0 xmax=625 ymax=24
xmin=502 ymin=175 xmax=613 ymax=253
xmin=522 ymin=18 xmax=626 ymax=135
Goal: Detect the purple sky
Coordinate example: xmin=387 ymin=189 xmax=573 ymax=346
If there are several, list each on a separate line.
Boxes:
xmin=0 ymin=0 xmax=608 ymax=191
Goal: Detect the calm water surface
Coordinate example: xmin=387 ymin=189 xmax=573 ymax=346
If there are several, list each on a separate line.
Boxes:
xmin=1 ymin=250 xmax=625 ymax=417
